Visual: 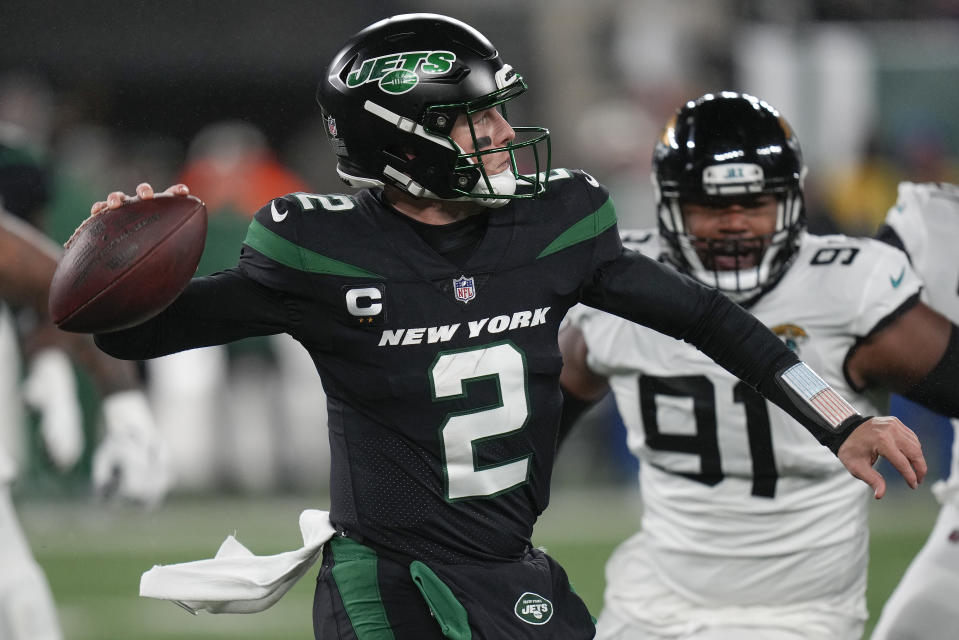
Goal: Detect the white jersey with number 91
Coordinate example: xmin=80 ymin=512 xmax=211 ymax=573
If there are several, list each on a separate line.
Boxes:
xmin=569 ymin=227 xmax=921 ymax=611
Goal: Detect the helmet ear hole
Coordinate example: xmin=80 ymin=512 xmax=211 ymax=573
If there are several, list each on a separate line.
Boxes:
xmin=450 ymin=166 xmax=481 ymax=192
xmin=425 ymin=111 xmax=456 ymax=135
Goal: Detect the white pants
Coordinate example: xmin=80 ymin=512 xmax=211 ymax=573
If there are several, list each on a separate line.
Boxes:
xmin=870 ymin=498 xmax=959 ymax=640
xmin=595 ymin=533 xmax=865 ymax=640
xmin=0 ymin=486 xmax=62 ymax=640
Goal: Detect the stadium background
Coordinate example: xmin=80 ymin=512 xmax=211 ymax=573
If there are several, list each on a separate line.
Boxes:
xmin=3 ymin=0 xmax=957 ymax=637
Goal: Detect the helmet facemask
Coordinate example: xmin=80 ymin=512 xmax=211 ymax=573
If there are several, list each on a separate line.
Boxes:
xmin=653 ymin=92 xmax=807 ymax=306
xmin=660 ymin=188 xmax=805 ymax=304
xmin=432 ymin=69 xmax=551 ymax=207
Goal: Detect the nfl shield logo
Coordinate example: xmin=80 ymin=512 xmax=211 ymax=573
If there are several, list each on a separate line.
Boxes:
xmin=326 ymin=115 xmax=338 ymax=137
xmin=453 ymin=275 xmax=476 ymax=304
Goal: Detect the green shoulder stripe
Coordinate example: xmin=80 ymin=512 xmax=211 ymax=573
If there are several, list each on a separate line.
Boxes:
xmin=536 ymin=196 xmax=617 ymax=259
xmin=243 ymin=219 xmax=383 ymax=278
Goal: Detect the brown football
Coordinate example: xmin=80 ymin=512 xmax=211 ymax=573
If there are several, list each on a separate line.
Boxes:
xmin=49 ymin=194 xmax=207 ymax=333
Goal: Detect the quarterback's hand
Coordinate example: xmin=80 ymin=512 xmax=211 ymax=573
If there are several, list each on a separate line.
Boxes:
xmin=837 ymin=416 xmax=927 ymax=499
xmin=91 ymin=182 xmax=189 ymax=214
xmin=92 ymin=390 xmax=172 ymax=508
xmin=22 ymin=348 xmax=84 ymax=471
xmin=69 ymin=183 xmax=190 ymax=249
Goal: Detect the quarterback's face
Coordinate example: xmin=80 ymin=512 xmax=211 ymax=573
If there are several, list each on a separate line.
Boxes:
xmin=681 ymin=195 xmax=778 ymax=270
xmin=451 ymin=107 xmax=516 ymax=176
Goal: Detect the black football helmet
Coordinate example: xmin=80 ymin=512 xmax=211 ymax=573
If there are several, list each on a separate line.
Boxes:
xmin=316 ymin=13 xmax=550 ymax=206
xmin=653 ymin=92 xmax=807 ymax=305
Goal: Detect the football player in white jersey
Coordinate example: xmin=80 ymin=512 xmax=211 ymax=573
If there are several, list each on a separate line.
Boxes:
xmin=559 ymin=93 xmax=959 ymax=640
xmin=0 ymin=208 xmax=170 ymax=640
xmin=870 ymin=181 xmax=959 ymax=640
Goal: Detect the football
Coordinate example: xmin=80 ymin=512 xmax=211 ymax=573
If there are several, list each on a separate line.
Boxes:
xmin=49 ymin=194 xmax=208 ymax=333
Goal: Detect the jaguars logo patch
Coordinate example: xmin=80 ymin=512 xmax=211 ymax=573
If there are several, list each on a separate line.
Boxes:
xmin=771 ymin=323 xmax=808 ymax=354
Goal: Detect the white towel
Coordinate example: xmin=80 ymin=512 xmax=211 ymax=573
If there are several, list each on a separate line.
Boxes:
xmin=140 ymin=509 xmax=335 ymax=614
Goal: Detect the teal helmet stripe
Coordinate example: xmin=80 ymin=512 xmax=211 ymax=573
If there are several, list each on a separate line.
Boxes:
xmin=243 ymin=219 xmax=383 ymax=278
xmin=536 ymin=196 xmax=617 ymax=259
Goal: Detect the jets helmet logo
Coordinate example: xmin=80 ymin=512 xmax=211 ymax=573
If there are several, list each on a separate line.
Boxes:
xmin=379 ymin=69 xmax=419 ymax=94
xmin=345 ymin=51 xmax=457 ymax=95
xmin=514 ymin=592 xmax=553 ymax=625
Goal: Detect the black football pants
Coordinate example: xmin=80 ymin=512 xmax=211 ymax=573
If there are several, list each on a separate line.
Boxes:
xmin=312 ymin=536 xmax=595 ymax=639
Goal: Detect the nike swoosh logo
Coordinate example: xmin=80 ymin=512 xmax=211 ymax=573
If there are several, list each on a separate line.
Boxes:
xmin=271 ymin=200 xmax=288 ymax=222
xmin=890 ymin=267 xmax=905 ymax=288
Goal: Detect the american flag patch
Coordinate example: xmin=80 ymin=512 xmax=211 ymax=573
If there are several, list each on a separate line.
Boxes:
xmin=780 ymin=363 xmax=857 ymax=430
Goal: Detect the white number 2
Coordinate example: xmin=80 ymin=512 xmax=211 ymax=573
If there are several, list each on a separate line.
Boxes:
xmin=431 ymin=342 xmax=531 ymax=500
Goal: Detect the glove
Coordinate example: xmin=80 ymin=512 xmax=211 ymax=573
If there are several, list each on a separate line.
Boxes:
xmin=92 ymin=390 xmax=173 ymax=508
xmin=22 ymin=348 xmax=84 ymax=471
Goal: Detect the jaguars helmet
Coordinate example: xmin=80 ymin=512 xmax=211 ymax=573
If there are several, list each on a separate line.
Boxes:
xmin=316 ymin=13 xmax=550 ymax=207
xmin=653 ymin=92 xmax=807 ymax=305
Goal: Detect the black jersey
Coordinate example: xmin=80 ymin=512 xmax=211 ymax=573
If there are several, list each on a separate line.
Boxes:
xmin=96 ymin=168 xmax=817 ymax=562
xmin=97 ymin=169 xmax=617 ymax=562
xmin=239 ymin=169 xmax=619 ymax=563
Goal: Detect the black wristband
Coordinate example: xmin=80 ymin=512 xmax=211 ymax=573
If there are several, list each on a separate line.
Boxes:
xmin=824 ymin=414 xmax=873 ymax=454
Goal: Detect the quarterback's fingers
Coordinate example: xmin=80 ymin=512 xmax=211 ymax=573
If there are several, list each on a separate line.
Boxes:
xmin=877 ymin=442 xmax=920 ymax=492
xmin=847 ymin=461 xmax=887 ymax=500
xmin=897 ymin=425 xmax=927 ymax=485
xmin=136 ymin=183 xmax=189 ymax=200
xmin=135 ymin=183 xmax=155 ymax=199
xmin=876 ymin=416 xmax=926 ymax=487
xmin=89 ymin=183 xmax=188 ymax=216
xmin=837 ymin=416 xmax=926 ymax=498
xmin=105 ymin=190 xmax=132 ymax=209
xmin=160 ymin=183 xmax=189 ymax=197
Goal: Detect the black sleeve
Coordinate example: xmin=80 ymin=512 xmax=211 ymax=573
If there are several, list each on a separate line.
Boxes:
xmin=94 ymin=267 xmax=294 ymax=360
xmin=582 ymin=249 xmax=864 ymax=452
xmin=903 ymin=322 xmax=959 ymax=418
